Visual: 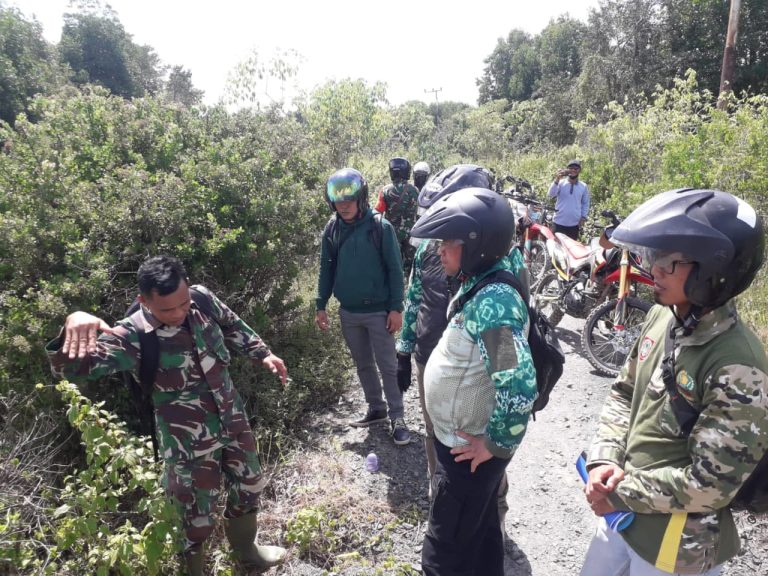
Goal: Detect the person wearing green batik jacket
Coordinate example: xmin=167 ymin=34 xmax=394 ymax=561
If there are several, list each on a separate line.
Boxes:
xmin=580 ymin=189 xmax=768 ymax=576
xmin=396 ymin=164 xmax=529 ymax=535
xmin=409 ymin=187 xmax=537 ymax=576
xmin=46 ymin=255 xmax=288 ymax=576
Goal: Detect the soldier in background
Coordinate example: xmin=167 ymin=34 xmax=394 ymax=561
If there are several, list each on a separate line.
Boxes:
xmin=375 ymin=157 xmax=420 ymax=275
xmin=46 ymin=255 xmax=287 ymax=575
xmin=413 ymin=161 xmax=431 ymax=191
xmin=580 ymin=189 xmax=768 ymax=576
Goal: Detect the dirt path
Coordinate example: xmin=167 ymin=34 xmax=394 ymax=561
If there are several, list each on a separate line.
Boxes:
xmin=263 ymin=315 xmax=768 ymax=575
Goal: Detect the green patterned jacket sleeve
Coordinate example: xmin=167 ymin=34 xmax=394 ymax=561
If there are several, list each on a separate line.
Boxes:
xmin=463 ymin=282 xmax=536 ymax=458
xmin=396 ymin=240 xmax=427 ymax=354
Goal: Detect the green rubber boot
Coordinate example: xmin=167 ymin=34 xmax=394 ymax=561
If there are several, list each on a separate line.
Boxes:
xmin=224 ymin=512 xmax=286 ymax=573
xmin=182 ymin=544 xmax=205 ymax=576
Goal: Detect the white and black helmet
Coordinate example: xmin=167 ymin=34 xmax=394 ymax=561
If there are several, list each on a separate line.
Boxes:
xmin=611 ymin=188 xmax=764 ymax=308
xmin=410 ymin=187 xmax=514 ymax=276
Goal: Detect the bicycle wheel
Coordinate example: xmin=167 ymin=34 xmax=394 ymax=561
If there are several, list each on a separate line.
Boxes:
xmin=581 ymin=297 xmax=652 ymax=378
xmin=527 ymin=240 xmax=551 ymax=291
xmin=532 ymin=269 xmax=565 ymax=327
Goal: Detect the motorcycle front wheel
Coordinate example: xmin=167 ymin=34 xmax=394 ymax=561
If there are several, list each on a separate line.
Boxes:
xmin=527 ymin=240 xmax=550 ymax=291
xmin=581 ymin=297 xmax=653 ymax=378
xmin=532 ymin=269 xmax=565 ymax=327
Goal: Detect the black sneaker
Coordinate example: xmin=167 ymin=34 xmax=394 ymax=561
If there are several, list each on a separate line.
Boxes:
xmin=390 ymin=417 xmax=411 ymax=446
xmin=349 ymin=407 xmax=388 ymax=428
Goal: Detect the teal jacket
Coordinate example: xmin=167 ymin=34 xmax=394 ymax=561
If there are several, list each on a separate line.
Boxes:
xmin=316 ymin=208 xmax=404 ymax=313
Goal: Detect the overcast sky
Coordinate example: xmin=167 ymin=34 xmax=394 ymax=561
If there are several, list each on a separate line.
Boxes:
xmin=13 ymin=0 xmax=600 ymax=107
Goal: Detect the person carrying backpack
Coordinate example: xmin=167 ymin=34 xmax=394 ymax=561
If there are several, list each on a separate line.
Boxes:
xmin=580 ymin=189 xmax=768 ymax=576
xmin=316 ymin=168 xmax=410 ymax=445
xmin=409 ymin=187 xmax=537 ymax=576
xmin=45 ymin=255 xmax=288 ymax=576
xmin=396 ymin=164 xmax=529 ymax=526
xmin=375 ymin=157 xmax=421 ymax=275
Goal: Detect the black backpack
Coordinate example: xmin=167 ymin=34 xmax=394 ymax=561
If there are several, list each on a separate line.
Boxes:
xmin=448 ymin=269 xmax=565 ymax=418
xmin=122 ymin=286 xmax=215 ymax=461
xmin=323 ymin=212 xmax=384 ymax=273
xmin=661 ymin=321 xmax=768 ymax=513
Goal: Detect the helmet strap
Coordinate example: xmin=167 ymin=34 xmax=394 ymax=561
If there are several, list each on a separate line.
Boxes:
xmin=676 ymin=304 xmax=704 ymax=336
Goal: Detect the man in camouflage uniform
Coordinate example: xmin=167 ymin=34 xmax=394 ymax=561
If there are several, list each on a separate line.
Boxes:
xmin=46 ymin=255 xmax=287 ymax=575
xmin=580 ymin=189 xmax=768 ymax=576
xmin=409 ymin=187 xmax=537 ymax=576
xmin=375 ymin=157 xmax=420 ymax=275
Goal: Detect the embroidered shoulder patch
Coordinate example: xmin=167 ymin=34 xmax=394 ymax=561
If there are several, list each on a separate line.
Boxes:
xmin=676 ymin=369 xmax=696 ymax=400
xmin=638 ymin=336 xmax=655 ymax=361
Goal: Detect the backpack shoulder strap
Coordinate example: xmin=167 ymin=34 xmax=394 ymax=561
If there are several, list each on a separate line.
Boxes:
xmin=190 ymin=286 xmax=216 ymax=320
xmin=448 ymin=270 xmax=525 ymax=321
xmin=371 ymin=212 xmax=384 ymax=253
xmin=661 ymin=318 xmax=701 ymax=436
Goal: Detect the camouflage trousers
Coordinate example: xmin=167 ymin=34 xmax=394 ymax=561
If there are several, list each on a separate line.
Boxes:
xmin=163 ymin=430 xmax=263 ymax=551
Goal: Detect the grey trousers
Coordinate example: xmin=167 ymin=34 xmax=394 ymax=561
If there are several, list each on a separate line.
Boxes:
xmin=339 ymin=309 xmax=403 ymax=420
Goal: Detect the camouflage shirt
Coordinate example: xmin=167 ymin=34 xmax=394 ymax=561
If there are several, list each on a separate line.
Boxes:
xmin=587 ymin=302 xmax=768 ymax=574
xmin=46 ymin=285 xmax=272 ymax=462
xmin=423 ymin=254 xmax=536 ymax=459
xmin=375 ymin=182 xmax=420 ymax=243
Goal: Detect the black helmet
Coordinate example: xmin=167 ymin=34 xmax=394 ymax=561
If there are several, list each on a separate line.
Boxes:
xmin=611 ymin=188 xmax=764 ymax=308
xmin=410 ymin=187 xmax=514 ymax=276
xmin=325 ymin=168 xmax=369 ymax=215
xmin=418 ymin=164 xmax=494 ymax=211
xmin=389 ymin=157 xmax=411 ymax=183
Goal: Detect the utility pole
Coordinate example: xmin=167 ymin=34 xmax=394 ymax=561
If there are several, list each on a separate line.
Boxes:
xmin=424 ymin=87 xmax=442 ymax=126
xmin=718 ymin=0 xmax=741 ymax=110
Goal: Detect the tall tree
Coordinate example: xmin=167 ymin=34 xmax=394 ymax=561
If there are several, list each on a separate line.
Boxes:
xmin=477 ymin=30 xmax=540 ymax=104
xmin=579 ymin=0 xmax=671 ymax=110
xmin=163 ymin=65 xmax=204 ymax=106
xmin=298 ymin=79 xmax=389 ymax=166
xmin=0 ymin=6 xmax=66 ymax=124
xmin=59 ymin=3 xmax=162 ymax=98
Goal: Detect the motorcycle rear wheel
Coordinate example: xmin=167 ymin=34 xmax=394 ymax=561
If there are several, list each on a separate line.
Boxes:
xmin=532 ymin=269 xmax=565 ymax=327
xmin=528 ymin=240 xmax=550 ymax=291
xmin=581 ymin=297 xmax=653 ymax=378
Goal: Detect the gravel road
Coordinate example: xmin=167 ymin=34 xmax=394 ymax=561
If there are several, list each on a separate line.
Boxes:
xmin=265 ymin=314 xmax=768 ymax=575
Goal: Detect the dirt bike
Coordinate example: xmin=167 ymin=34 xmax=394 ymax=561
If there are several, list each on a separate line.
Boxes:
xmin=498 ymin=175 xmax=555 ymax=290
xmin=531 ymin=210 xmax=654 ymax=333
xmin=580 ymin=212 xmax=656 ymax=378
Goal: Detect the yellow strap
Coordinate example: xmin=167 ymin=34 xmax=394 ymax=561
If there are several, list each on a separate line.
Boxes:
xmin=655 ymin=512 xmax=687 ymax=572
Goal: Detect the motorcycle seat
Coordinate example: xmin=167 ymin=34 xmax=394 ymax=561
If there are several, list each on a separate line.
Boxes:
xmin=557 ymin=233 xmax=593 ymax=261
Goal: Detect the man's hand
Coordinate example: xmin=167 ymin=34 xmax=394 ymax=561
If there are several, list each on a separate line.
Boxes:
xmin=579 ymin=217 xmax=587 ymax=228
xmin=262 ymin=353 xmax=288 ymax=385
xmin=62 ymin=311 xmax=115 ymax=359
xmin=585 ymin=463 xmax=625 ymax=503
xmin=451 ymin=430 xmax=493 ymax=473
xmin=396 ymin=353 xmax=412 ymax=393
xmin=315 ymin=310 xmax=330 ymax=331
xmin=590 ymin=498 xmax=617 ymax=516
xmin=386 ymin=311 xmax=402 ymax=334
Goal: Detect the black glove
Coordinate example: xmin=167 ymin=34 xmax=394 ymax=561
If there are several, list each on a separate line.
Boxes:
xmin=396 ymin=353 xmax=412 ymax=394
